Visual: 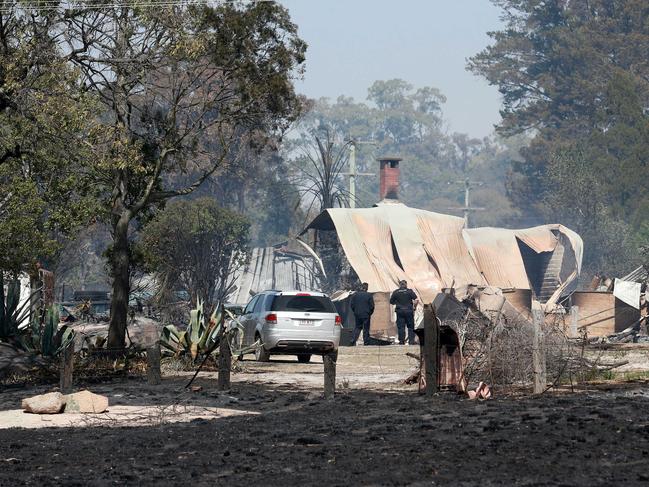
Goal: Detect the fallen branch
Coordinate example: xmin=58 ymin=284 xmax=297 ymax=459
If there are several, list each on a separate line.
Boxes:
xmin=403 ymin=369 xmax=420 ymax=385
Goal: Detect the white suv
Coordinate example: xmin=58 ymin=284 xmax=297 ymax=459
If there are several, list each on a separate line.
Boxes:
xmin=239 ymin=290 xmax=341 ymax=363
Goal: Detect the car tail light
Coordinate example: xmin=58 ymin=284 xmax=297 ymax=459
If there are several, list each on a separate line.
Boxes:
xmin=296 ymin=293 xmax=311 ymax=296
xmin=335 ymin=315 xmax=342 ymax=326
xmin=265 ymin=313 xmax=277 ymax=324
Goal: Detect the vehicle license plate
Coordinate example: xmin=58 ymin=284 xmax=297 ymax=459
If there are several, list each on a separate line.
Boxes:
xmin=297 ymin=319 xmax=314 ymax=325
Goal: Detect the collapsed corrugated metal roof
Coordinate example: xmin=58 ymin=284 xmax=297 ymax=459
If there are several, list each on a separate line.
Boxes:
xmin=301 ymin=202 xmax=583 ymax=307
xmin=622 ymin=265 xmax=648 ymax=283
xmin=227 ymin=246 xmax=321 ymax=305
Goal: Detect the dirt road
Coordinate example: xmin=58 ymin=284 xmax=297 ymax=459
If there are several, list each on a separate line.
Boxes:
xmin=2 ymin=346 xmax=649 ymax=486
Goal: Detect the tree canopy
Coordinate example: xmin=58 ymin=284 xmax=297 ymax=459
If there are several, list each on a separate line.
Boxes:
xmin=469 ymin=0 xmax=649 ymax=274
xmin=140 ymin=198 xmax=250 ymax=311
xmin=291 ymin=80 xmax=523 ymax=228
xmin=0 ymin=1 xmax=306 ymax=347
xmin=0 ymin=7 xmax=97 ymax=275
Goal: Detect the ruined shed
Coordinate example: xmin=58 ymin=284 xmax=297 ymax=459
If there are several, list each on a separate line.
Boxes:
xmin=571 ymin=291 xmax=639 ymax=337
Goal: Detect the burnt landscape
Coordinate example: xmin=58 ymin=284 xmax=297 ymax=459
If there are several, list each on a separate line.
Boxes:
xmin=1 ymin=0 xmax=649 ymax=485
xmin=3 ymin=348 xmax=649 ymax=486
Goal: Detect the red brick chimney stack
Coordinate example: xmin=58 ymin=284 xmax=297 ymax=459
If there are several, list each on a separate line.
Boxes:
xmin=378 ymin=157 xmax=402 ymax=200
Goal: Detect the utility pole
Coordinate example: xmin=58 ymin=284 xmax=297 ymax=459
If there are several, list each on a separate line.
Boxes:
xmin=447 ymin=177 xmax=485 ymax=228
xmin=341 ymin=140 xmax=373 ymax=208
xmin=349 ymin=143 xmax=356 ymax=208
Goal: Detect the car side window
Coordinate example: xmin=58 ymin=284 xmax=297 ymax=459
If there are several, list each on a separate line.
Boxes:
xmin=253 ymin=294 xmax=266 ymax=313
xmin=243 ymin=295 xmax=259 ymax=315
xmin=263 ymin=294 xmax=276 ymax=311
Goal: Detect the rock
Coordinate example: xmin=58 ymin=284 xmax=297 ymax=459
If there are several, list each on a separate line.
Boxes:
xmin=21 ymin=392 xmax=65 ymax=414
xmin=64 ymin=390 xmax=109 ymax=413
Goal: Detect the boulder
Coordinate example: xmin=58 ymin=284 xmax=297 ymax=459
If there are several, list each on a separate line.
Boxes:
xmin=64 ymin=390 xmax=109 ymax=413
xmin=21 ymin=392 xmax=65 ymax=414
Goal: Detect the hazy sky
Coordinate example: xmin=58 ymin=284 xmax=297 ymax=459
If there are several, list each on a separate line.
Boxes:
xmin=280 ymin=0 xmax=505 ymax=138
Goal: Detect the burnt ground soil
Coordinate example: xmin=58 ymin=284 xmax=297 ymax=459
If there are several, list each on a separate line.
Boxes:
xmin=2 ymin=346 xmax=649 ymax=486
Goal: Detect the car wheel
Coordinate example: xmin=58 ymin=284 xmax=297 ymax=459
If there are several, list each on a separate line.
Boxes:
xmin=255 ymin=334 xmax=270 ymax=362
xmin=297 ymin=354 xmax=311 ymax=364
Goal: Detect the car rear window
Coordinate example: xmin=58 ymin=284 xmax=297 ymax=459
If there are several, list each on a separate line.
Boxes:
xmin=271 ymin=295 xmax=336 ymax=313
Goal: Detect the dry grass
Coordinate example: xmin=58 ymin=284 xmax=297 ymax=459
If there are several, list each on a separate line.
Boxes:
xmin=448 ymin=309 xmax=627 ymax=391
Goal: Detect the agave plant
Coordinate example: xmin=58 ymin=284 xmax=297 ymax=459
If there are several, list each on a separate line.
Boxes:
xmin=0 ymin=278 xmax=32 ymax=343
xmin=1 ymin=278 xmax=75 ymax=357
xmin=161 ymin=299 xmax=220 ymax=359
xmin=161 ymin=300 xmax=258 ymax=359
xmin=19 ymin=305 xmax=76 ymax=357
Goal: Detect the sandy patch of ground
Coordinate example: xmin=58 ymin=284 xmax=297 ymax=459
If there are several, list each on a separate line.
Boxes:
xmin=0 ymin=405 xmax=257 ymax=429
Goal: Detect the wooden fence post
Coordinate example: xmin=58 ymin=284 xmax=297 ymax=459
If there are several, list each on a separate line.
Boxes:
xmin=146 ymin=342 xmax=162 ymax=385
xmin=59 ymin=342 xmax=74 ymax=394
xmin=570 ymin=306 xmax=579 ymax=338
xmin=323 ymin=351 xmax=337 ymax=399
xmin=532 ymin=309 xmax=547 ymax=394
xmin=217 ymin=332 xmax=232 ymax=391
xmin=423 ymin=304 xmax=439 ymax=396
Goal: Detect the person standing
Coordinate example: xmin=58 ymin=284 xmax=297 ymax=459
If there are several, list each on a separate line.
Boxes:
xmin=350 ymin=283 xmax=374 ymax=346
xmin=390 ymin=280 xmax=418 ymax=345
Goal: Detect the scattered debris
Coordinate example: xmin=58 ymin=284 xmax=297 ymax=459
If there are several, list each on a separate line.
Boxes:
xmin=0 ymin=342 xmax=47 ymax=378
xmin=588 ymin=320 xmax=644 ymax=344
xmin=467 ymin=382 xmax=492 ymax=400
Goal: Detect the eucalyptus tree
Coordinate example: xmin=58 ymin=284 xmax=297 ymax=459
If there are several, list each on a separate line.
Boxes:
xmin=0 ymin=2 xmax=96 ymax=281
xmin=63 ymin=2 xmax=306 ymax=348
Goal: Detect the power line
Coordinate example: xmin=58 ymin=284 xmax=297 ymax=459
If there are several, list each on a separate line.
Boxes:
xmin=0 ymin=1 xmax=270 ymax=14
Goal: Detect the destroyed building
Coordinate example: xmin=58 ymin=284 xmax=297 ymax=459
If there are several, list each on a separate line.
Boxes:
xmin=568 ymin=265 xmax=647 ymax=340
xmin=299 ymin=157 xmax=584 ymax=338
xmin=228 ymin=244 xmax=321 ymax=306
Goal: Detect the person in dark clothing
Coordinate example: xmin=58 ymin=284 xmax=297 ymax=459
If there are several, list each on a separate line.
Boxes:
xmin=390 ymin=280 xmax=418 ymax=345
xmin=350 ymin=283 xmax=374 ymax=345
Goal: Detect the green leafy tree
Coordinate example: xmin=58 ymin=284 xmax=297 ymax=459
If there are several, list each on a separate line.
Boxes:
xmin=543 ymin=148 xmax=636 ymax=276
xmin=63 ymin=2 xmax=305 ymax=348
xmin=0 ymin=5 xmax=97 ymax=276
xmin=140 ymin=198 xmax=249 ymax=311
xmin=469 ymin=0 xmax=649 ymax=273
xmin=469 ymin=0 xmax=649 ymax=137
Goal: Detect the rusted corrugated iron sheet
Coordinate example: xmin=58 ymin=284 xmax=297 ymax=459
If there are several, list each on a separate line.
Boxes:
xmin=228 ymin=247 xmax=321 ymax=305
xmin=302 ymin=202 xmax=583 ymax=307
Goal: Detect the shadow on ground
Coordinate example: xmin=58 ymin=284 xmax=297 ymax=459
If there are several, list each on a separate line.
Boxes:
xmin=2 ymin=378 xmax=649 ymax=486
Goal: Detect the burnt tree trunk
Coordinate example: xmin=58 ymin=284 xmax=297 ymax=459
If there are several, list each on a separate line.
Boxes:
xmin=317 ymin=230 xmax=343 ymax=293
xmin=107 ymin=213 xmax=131 ymax=350
xmin=532 ymin=309 xmax=547 ymax=394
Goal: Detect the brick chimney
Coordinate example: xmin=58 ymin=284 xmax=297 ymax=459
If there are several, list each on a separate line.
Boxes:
xmin=378 ymin=157 xmax=402 ymax=200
